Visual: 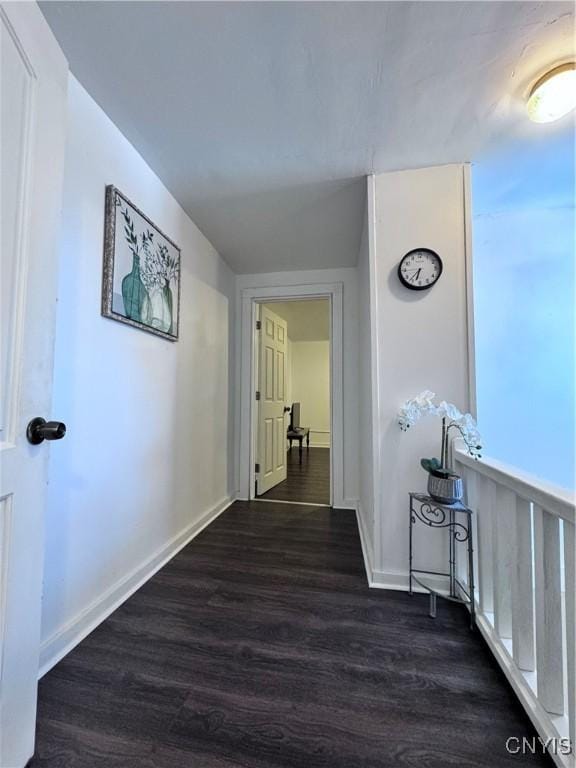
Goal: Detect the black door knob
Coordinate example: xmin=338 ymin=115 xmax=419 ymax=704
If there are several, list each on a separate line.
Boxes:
xmin=26 ymin=417 xmax=66 ymax=445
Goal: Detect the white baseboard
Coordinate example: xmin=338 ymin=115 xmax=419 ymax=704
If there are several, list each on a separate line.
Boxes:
xmin=38 ymin=495 xmax=236 ymax=678
xmin=353 ymin=504 xmax=448 ymax=595
xmin=306 ymin=430 xmax=330 ymax=449
xmin=287 ymin=440 xmax=330 ymax=449
xmin=370 ymin=568 xmax=449 ymax=594
xmin=355 ymin=502 xmax=374 ymax=587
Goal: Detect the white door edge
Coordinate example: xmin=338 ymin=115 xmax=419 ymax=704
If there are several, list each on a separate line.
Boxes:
xmin=255 ymin=304 xmax=288 ymax=495
xmin=0 ymin=3 xmax=68 ymax=765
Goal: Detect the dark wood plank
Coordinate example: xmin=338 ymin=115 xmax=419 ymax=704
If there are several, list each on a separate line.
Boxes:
xmin=258 ymin=447 xmax=330 ymax=504
xmin=31 ymin=501 xmax=553 ymax=768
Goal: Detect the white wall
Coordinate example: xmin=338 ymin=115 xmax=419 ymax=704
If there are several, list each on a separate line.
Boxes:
xmin=370 ymin=164 xmax=471 ymax=588
xmin=41 ymin=77 xmax=236 ymax=672
xmin=290 ymin=341 xmax=330 ymax=447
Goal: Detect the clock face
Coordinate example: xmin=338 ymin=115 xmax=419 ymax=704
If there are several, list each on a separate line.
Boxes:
xmin=398 ymin=248 xmax=443 ymax=291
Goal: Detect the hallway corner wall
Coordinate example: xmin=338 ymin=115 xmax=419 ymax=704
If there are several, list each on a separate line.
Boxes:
xmin=370 ymin=164 xmax=471 ymax=589
xmin=356 ymin=176 xmax=377 ymax=579
xmin=40 ymin=76 xmax=236 ymax=673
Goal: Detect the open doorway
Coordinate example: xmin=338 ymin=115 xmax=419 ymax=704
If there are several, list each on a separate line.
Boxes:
xmin=254 ymin=298 xmax=331 ymax=505
xmin=239 ymin=280 xmax=344 ymax=508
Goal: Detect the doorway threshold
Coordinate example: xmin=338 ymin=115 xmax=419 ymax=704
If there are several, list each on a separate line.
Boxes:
xmin=252 ymin=498 xmax=331 ymax=508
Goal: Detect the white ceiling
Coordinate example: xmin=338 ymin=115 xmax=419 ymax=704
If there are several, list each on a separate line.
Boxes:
xmin=40 ymin=1 xmax=574 ymax=274
xmin=264 ymin=300 xmax=330 ymax=341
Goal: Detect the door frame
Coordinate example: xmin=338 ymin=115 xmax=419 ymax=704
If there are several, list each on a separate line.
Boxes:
xmin=238 ymin=282 xmax=344 ymax=506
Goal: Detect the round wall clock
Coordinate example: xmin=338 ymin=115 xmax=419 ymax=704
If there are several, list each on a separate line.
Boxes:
xmin=397 ymin=248 xmax=443 ymax=291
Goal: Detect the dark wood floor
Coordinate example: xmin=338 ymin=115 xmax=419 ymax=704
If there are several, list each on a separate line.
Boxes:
xmin=31 ymin=501 xmax=551 ymax=768
xmin=258 ymin=447 xmax=330 ymax=504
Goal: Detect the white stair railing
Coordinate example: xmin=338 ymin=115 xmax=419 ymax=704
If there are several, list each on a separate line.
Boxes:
xmin=454 ymin=447 xmax=575 ymax=768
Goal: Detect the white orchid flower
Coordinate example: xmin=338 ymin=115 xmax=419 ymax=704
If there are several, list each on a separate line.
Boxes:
xmin=398 ymin=391 xmax=482 ymax=462
xmin=438 ymin=400 xmax=463 ymax=421
xmin=414 ymin=390 xmax=436 ymax=407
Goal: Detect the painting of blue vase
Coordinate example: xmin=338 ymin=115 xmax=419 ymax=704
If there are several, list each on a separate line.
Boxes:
xmin=121 ymin=255 xmax=149 ymax=322
xmin=102 ymin=186 xmax=181 ymax=341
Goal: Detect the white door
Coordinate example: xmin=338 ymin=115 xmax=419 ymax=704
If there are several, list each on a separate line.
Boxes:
xmin=0 ymin=4 xmax=68 ymax=766
xmin=257 ymin=306 xmax=288 ymax=495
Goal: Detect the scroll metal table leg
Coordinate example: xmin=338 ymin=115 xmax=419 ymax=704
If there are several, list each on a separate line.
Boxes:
xmin=449 ymin=508 xmax=455 ymax=598
xmin=409 ymin=500 xmax=413 ymax=595
xmin=468 ymin=514 xmax=476 ymax=629
xmin=429 ymin=592 xmax=437 ymax=619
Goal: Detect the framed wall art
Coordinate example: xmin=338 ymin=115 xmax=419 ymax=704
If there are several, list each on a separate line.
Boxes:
xmin=102 ymin=185 xmax=181 ymax=341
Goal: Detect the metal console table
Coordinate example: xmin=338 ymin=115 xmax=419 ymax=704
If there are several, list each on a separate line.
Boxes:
xmin=409 ymin=492 xmax=475 ymax=629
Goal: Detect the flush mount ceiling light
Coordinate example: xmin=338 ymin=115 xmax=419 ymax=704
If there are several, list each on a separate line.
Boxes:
xmin=527 ymin=63 xmax=576 ymax=123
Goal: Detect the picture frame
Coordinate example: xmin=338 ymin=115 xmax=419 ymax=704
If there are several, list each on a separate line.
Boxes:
xmin=102 ymin=185 xmax=181 ymax=341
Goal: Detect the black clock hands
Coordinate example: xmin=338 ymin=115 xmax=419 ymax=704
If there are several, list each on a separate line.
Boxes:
xmin=397 ymin=248 xmax=443 ymax=291
xmin=405 ymin=268 xmax=421 ymax=283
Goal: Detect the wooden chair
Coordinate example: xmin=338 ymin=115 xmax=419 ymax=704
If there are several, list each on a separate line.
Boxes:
xmin=286 ymin=402 xmax=310 ymax=463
